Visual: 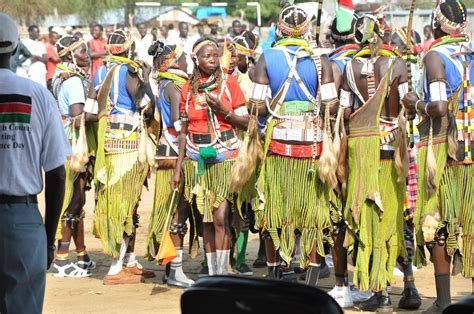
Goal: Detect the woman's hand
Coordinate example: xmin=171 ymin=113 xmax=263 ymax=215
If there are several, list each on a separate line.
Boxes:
xmin=401 ymin=92 xmax=419 ymax=111
xmin=205 ymin=92 xmax=227 ymax=116
xmin=170 ymin=171 xmax=181 ymax=191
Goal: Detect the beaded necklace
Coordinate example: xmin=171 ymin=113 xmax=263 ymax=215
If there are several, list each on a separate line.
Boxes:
xmin=352 ymin=44 xmax=402 ymax=59
xmin=428 ymin=33 xmax=468 ymax=50
xmin=274 ymin=37 xmax=309 ymax=48
xmin=329 ymin=44 xmax=360 ymax=59
xmin=157 ymin=69 xmax=188 ymax=88
xmin=57 ymin=63 xmax=87 ymax=81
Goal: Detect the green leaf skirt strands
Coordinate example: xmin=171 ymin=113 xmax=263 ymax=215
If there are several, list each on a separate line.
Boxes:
xmin=183 ymin=159 xmax=235 ymax=223
xmin=256 ymin=155 xmax=333 ymax=267
xmin=146 ymin=169 xmax=176 ymax=260
xmin=93 ymin=151 xmax=148 ymax=257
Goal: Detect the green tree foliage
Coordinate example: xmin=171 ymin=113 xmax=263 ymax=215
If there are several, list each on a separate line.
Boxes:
xmin=4 ymin=0 xmax=473 ymax=27
xmin=49 ymin=0 xmax=126 ymax=23
xmin=0 ymin=0 xmax=49 ymax=25
xmin=226 ymin=0 xmax=280 ymax=25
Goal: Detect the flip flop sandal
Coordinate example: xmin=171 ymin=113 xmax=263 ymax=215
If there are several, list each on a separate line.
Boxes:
xmin=53 ymin=262 xmax=91 ymax=278
xmin=76 ymin=260 xmax=96 ymax=270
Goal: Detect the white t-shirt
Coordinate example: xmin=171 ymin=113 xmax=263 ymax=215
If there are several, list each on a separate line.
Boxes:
xmin=20 ymin=38 xmax=47 ymax=87
xmin=135 ymin=33 xmax=154 ymax=66
xmin=0 ymin=68 xmax=71 ymax=196
xmin=169 ymin=35 xmax=195 ymax=74
xmin=57 ymin=76 xmax=87 ymax=118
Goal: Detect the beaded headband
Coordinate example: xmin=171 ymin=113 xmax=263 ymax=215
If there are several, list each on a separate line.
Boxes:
xmin=105 ymin=32 xmax=133 ymax=55
xmin=192 ymin=39 xmax=218 ymax=56
xmin=57 ymin=37 xmax=86 ymax=58
xmin=159 ymin=45 xmax=183 ymax=72
xmin=433 ymin=2 xmax=468 ymax=35
xmin=232 ymin=35 xmax=257 ymax=58
xmin=278 ymin=5 xmax=310 ymax=38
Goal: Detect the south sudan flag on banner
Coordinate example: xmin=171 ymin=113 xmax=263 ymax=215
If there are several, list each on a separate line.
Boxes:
xmin=0 ymin=94 xmax=32 ymax=124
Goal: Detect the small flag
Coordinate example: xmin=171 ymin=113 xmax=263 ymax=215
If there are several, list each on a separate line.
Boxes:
xmin=156 ymin=189 xmax=179 ymax=265
xmin=0 ymin=94 xmax=32 ymax=124
xmin=156 ymin=230 xmax=177 ymax=265
xmin=336 ymin=0 xmax=355 ymax=34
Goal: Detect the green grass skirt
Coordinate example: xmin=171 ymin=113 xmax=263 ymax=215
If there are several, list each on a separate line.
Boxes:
xmin=183 ymin=159 xmax=235 ymax=223
xmin=145 ymin=169 xmax=175 ymax=260
xmin=350 ymin=160 xmax=405 ymax=291
xmin=93 ymin=151 xmax=148 ymax=257
xmin=413 ymin=143 xmax=448 ymax=269
xmin=414 ymin=157 xmax=474 ymax=278
xmin=256 ymin=155 xmax=333 ymax=267
xmin=439 ymin=164 xmax=474 ymax=278
xmin=55 ymin=160 xmax=76 ymax=240
xmin=344 ymin=135 xmax=405 ymax=291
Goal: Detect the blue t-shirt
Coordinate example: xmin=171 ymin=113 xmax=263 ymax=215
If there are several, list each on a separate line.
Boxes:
xmin=57 ymin=76 xmax=86 ymax=117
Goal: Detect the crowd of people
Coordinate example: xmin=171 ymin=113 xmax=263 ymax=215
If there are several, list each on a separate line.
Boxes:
xmin=0 ymin=0 xmax=472 ymax=313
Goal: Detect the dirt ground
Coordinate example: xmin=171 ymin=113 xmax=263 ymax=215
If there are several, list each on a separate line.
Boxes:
xmin=40 ymin=174 xmax=472 ymax=314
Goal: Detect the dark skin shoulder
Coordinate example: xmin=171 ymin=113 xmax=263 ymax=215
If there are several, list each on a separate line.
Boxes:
xmin=85 ymin=63 xmax=155 ymax=120
xmin=125 ymin=64 xmax=155 ymax=118
xmin=331 ymin=61 xmax=343 ymax=92
xmin=402 ymin=51 xmax=448 ymax=117
xmin=343 ymin=55 xmax=407 ymax=118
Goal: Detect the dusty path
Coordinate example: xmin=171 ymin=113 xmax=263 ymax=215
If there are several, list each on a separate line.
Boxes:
xmin=41 ymin=174 xmax=472 ymax=314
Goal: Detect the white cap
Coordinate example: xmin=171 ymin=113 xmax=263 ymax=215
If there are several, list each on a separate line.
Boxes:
xmin=0 ymin=13 xmax=19 ymax=54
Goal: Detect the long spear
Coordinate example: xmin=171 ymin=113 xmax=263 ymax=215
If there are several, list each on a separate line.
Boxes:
xmin=406 ymin=0 xmax=416 ymax=147
xmin=315 ymin=0 xmax=324 ymax=46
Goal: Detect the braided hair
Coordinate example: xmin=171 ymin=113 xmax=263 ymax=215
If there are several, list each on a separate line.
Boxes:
xmin=106 ymin=30 xmax=134 ymax=58
xmin=440 ymin=0 xmax=467 ymax=25
xmin=56 ymin=35 xmax=80 ymax=58
xmin=108 ymin=30 xmax=127 ymax=45
xmin=56 ymin=35 xmax=86 ymax=69
xmin=189 ymin=36 xmax=222 ymax=96
xmin=148 ymin=40 xmax=178 ymax=70
xmin=233 ymin=31 xmax=258 ymax=62
xmin=235 ymin=31 xmax=258 ymax=50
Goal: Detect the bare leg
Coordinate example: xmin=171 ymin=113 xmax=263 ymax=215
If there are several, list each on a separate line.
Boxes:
xmin=167 ymin=198 xmax=194 ymax=287
xmin=57 ymin=173 xmax=87 ymax=267
xmin=213 ymin=200 xmax=231 ymax=275
xmin=306 ymin=243 xmax=323 ymax=286
xmin=213 ymin=200 xmax=231 ymax=251
xmin=332 ymin=228 xmax=348 ymax=287
xmin=264 ymin=232 xmax=280 ymax=279
xmin=431 ymin=242 xmax=452 ymax=308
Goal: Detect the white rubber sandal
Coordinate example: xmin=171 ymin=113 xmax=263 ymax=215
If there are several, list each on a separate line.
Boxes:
xmin=53 ymin=262 xmax=91 ymax=278
xmin=76 ymin=260 xmax=96 ymax=270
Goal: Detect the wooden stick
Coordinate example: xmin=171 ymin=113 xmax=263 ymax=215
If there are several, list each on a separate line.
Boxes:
xmin=315 ymin=0 xmax=324 ymax=47
xmin=162 ymin=189 xmax=178 ymax=234
xmin=329 ymin=201 xmax=366 ymax=249
xmin=406 ymin=0 xmax=416 ymax=148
